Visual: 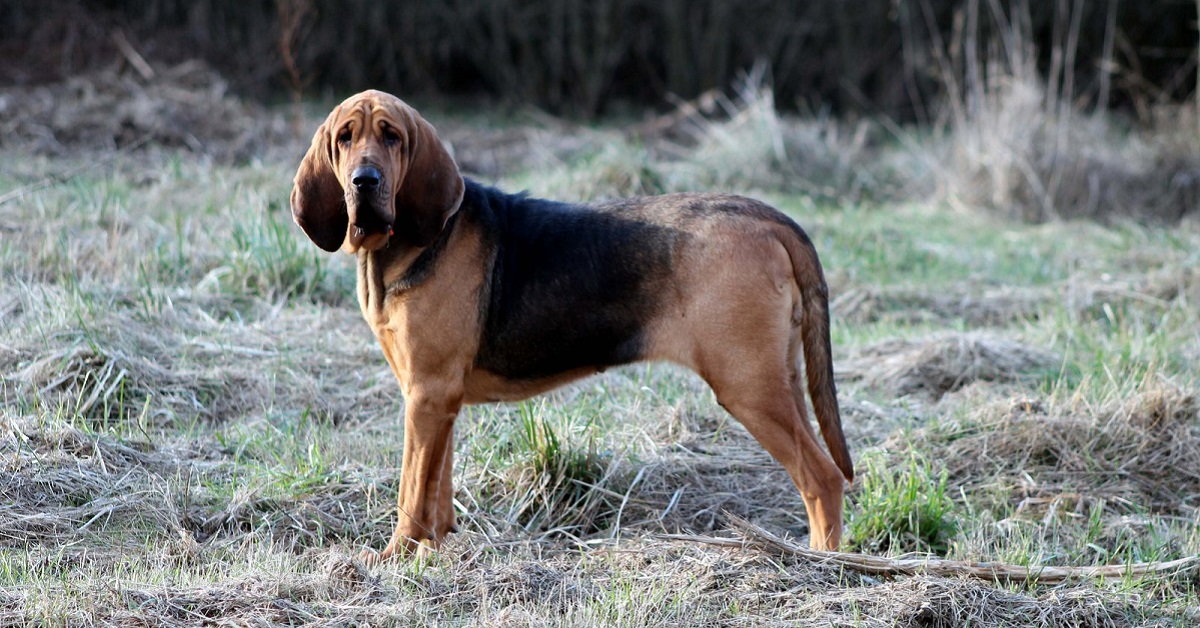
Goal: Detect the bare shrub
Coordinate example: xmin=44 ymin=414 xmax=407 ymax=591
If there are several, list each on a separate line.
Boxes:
xmin=927 ymin=0 xmax=1200 ymax=223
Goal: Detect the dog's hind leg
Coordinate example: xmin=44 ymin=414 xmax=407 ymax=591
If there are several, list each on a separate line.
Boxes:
xmin=713 ymin=378 xmax=845 ymax=549
xmin=696 ymin=323 xmax=846 ymax=550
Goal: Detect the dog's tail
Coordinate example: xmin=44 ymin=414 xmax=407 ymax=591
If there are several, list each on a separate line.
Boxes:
xmin=780 ymin=223 xmax=854 ymax=483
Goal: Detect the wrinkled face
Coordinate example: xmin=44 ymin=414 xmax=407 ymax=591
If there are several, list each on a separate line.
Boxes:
xmin=329 ymin=93 xmax=414 ymax=252
xmin=291 ymin=89 xmax=464 ymax=255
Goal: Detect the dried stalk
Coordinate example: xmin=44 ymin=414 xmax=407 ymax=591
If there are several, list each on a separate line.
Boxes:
xmin=662 ymin=514 xmax=1200 ymax=585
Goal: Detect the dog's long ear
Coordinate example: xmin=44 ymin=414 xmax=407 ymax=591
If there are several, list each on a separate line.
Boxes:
xmin=395 ymin=112 xmax=465 ymax=246
xmin=291 ymin=113 xmax=348 ymax=253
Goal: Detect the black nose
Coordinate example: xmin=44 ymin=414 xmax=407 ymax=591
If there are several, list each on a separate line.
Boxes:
xmin=351 ymin=165 xmax=382 ymax=190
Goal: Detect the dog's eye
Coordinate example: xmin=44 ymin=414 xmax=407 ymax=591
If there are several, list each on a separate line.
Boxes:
xmin=337 ymin=129 xmax=352 ymax=145
xmin=382 ymin=127 xmax=401 ymax=147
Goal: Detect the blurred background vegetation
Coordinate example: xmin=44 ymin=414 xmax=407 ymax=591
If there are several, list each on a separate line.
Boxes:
xmin=1 ymin=0 xmax=1197 ymax=223
xmin=1 ymin=0 xmax=1196 ymax=119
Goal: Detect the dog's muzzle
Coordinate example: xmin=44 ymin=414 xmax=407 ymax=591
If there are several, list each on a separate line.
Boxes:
xmin=347 ymin=165 xmax=394 ymax=250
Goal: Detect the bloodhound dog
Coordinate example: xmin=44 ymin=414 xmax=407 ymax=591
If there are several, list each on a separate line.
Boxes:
xmin=291 ymin=90 xmax=853 ymax=563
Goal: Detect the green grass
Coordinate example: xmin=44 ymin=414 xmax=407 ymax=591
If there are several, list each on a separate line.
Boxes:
xmin=218 ymin=198 xmax=349 ymax=304
xmin=846 ymin=451 xmax=958 ymax=555
xmin=2 ymin=103 xmax=1199 ymax=626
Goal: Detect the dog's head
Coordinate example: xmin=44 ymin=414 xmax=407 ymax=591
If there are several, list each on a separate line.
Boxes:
xmin=291 ymin=90 xmax=464 ymax=253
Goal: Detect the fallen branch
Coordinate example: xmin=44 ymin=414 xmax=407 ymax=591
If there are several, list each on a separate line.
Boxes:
xmin=659 ymin=514 xmax=1200 ymax=585
xmin=112 ymin=30 xmax=156 ymax=81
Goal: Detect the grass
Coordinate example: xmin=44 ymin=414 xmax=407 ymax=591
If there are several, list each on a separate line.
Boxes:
xmin=2 ymin=86 xmax=1199 ymax=626
xmin=845 ymin=451 xmax=958 ymax=556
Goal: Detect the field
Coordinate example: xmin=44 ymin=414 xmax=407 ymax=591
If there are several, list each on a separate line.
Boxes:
xmin=1 ymin=71 xmax=1199 ymax=626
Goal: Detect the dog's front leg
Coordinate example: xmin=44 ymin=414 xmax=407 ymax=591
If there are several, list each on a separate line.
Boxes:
xmin=363 ymin=390 xmax=460 ymax=564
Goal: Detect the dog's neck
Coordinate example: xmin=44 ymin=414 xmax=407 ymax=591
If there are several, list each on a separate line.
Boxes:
xmin=355 ymin=210 xmax=461 ymax=322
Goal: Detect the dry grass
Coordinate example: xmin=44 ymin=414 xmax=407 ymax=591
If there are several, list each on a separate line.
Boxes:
xmin=833 ymin=286 xmax=1047 ymax=327
xmin=2 ymin=67 xmax=1199 ymax=626
xmin=513 ymin=67 xmax=903 ymax=206
xmin=910 ymin=378 xmax=1200 ymax=518
xmin=840 ymin=332 xmax=1061 ymax=399
xmin=933 ymin=66 xmax=1200 ymax=223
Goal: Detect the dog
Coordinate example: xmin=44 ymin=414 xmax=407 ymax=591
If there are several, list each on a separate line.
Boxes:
xmin=290 ymin=90 xmax=853 ymax=563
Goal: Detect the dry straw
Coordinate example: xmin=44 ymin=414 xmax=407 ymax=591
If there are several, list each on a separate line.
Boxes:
xmin=919 ymin=376 xmax=1200 ymax=515
xmin=840 ymin=332 xmax=1059 ymax=399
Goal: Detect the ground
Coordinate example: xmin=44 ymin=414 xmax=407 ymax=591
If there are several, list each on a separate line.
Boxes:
xmin=1 ymin=67 xmax=1198 ymax=626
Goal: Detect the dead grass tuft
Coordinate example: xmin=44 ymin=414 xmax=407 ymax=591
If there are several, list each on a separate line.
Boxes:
xmin=198 ymin=465 xmax=396 ymax=550
xmin=909 ymin=379 xmax=1200 ymax=517
xmin=1 ymin=300 xmax=397 ymax=428
xmin=95 ymin=572 xmax=407 ymax=626
xmin=0 ymin=414 xmax=204 ymax=545
xmin=939 ymin=76 xmax=1200 ymax=223
xmin=619 ymin=441 xmax=805 ymax=535
xmin=0 ymin=410 xmax=395 ymax=552
xmin=658 ymin=65 xmax=899 ymax=203
xmin=841 ymin=332 xmax=1059 ymax=399
xmin=535 ymin=142 xmax=666 ymax=201
xmin=3 ymin=314 xmax=264 ymax=426
xmin=456 ymin=402 xmax=629 ymax=542
xmin=454 ymin=379 xmax=818 ymax=546
xmin=471 ymin=562 xmax=595 ymax=612
xmin=669 ymin=519 xmax=1193 ymax=624
xmin=802 ymin=575 xmax=1137 ymax=628
xmin=523 ymin=66 xmax=903 ymax=204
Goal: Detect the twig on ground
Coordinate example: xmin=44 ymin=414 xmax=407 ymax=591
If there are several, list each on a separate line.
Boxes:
xmin=660 ymin=514 xmax=1200 ymax=585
